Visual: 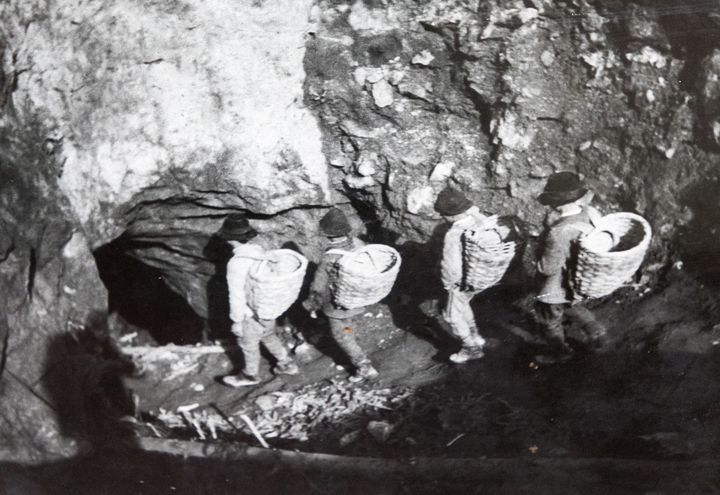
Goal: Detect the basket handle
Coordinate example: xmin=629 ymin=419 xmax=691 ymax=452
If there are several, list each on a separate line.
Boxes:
xmin=361 ymin=251 xmax=379 ymax=270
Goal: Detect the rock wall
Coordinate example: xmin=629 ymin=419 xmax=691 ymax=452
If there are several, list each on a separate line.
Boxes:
xmin=306 ymin=0 xmax=720 ymax=253
xmin=0 ymin=118 xmax=107 ymax=462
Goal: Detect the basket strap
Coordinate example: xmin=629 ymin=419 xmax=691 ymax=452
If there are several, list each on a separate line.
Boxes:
xmin=326 ymin=249 xmax=351 ymax=257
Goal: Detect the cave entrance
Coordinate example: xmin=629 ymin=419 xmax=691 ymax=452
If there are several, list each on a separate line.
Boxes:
xmin=93 ymin=236 xmax=206 ymax=346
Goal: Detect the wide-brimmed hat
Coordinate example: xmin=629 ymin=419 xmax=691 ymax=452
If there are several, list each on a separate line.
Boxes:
xmin=218 ymin=213 xmax=258 ymax=242
xmin=434 ymin=187 xmax=473 ymax=216
xmin=537 ymin=171 xmax=588 ymax=207
xmin=319 ymin=207 xmax=351 ymax=237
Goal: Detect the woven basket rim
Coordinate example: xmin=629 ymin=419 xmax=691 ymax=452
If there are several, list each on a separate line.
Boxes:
xmin=339 ymin=244 xmax=400 ymax=273
xmin=579 ymin=212 xmax=651 ymax=257
xmin=249 ymin=248 xmax=308 ymax=282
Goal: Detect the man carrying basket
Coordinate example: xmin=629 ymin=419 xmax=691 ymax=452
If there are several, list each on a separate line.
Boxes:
xmin=534 ymin=172 xmax=609 ymax=362
xmin=434 ymin=187 xmax=491 ymax=364
xmin=302 ymin=208 xmax=378 ymax=383
xmin=218 ymin=214 xmax=300 ymax=388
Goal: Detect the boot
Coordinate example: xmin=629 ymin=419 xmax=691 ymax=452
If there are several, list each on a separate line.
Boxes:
xmin=348 ymin=361 xmax=379 ymax=382
xmin=274 ymin=359 xmax=299 ymax=376
xmin=221 ymin=372 xmax=260 ymax=388
xmin=449 ymin=345 xmax=485 ymax=364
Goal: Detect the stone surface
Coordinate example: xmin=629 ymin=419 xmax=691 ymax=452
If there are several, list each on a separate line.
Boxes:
xmin=0 ymin=118 xmax=108 ymax=462
xmin=2 ymin=0 xmax=331 ymax=246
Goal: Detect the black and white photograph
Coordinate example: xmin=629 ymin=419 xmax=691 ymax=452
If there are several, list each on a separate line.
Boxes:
xmin=1 ymin=0 xmax=719 ymax=493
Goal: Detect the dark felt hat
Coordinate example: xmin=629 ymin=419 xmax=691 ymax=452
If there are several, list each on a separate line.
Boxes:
xmin=538 ymin=171 xmax=588 ymax=207
xmin=434 ymin=187 xmax=473 ymax=216
xmin=319 ymin=207 xmax=351 ymax=237
xmin=218 ymin=213 xmax=258 ymax=242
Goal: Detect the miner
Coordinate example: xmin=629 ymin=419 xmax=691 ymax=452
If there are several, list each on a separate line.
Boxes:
xmin=219 ymin=213 xmax=299 ymax=387
xmin=434 ymin=187 xmax=489 ymax=364
xmin=534 ymin=171 xmax=609 ymax=362
xmin=302 ymin=208 xmax=378 ymax=382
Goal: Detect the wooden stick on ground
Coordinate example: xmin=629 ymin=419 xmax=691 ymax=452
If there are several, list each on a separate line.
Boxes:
xmin=240 ymin=414 xmax=270 ymax=448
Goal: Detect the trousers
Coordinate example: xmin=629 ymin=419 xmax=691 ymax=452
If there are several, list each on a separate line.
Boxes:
xmin=534 ymin=301 xmax=606 ymax=350
xmin=231 ymin=317 xmax=290 ymax=377
xmin=442 ymin=288 xmax=485 ymax=348
xmin=328 ymin=316 xmax=370 ymax=368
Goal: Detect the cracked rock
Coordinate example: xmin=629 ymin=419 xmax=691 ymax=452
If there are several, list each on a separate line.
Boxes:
xmin=372 ymin=79 xmax=394 ymax=108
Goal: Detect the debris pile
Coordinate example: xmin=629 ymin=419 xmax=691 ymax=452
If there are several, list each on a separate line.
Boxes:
xmin=151 ymin=380 xmax=414 ymax=444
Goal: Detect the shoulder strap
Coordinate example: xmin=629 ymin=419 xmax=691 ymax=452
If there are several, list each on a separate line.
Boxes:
xmin=326 ymin=248 xmax=351 ymax=257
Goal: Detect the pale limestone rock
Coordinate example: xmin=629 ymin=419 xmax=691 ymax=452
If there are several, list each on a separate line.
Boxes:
xmin=411 ymin=50 xmax=434 ymax=66
xmin=348 ymin=0 xmax=393 ymax=32
xmin=372 ymin=80 xmax=394 ymax=108
xmin=406 ymin=185 xmax=436 ymax=214
xmin=4 ymin=0 xmax=331 ymax=244
xmin=429 ymin=161 xmax=455 ymax=182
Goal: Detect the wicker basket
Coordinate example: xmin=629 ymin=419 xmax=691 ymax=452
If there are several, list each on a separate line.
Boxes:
xmin=332 ymin=244 xmax=402 ymax=309
xmin=572 ymin=212 xmax=652 ymax=299
xmin=462 ymin=216 xmax=518 ymax=291
xmin=248 ymin=249 xmax=308 ymax=319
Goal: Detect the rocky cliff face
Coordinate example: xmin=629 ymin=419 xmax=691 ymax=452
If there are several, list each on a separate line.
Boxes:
xmin=1 ymin=0 xmax=720 ymax=462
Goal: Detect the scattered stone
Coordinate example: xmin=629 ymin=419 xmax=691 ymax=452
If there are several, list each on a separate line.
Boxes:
xmin=411 ymin=50 xmax=434 ymax=66
xmin=406 ymin=185 xmax=436 ymax=214
xmin=347 ymin=0 xmax=392 ymax=33
xmin=190 ymin=383 xmax=205 ymax=392
xmin=367 ymin=420 xmax=394 ymax=442
xmin=429 ymin=161 xmax=455 ymax=182
xmin=329 ymin=156 xmax=351 ymax=169
xmin=492 ymin=112 xmax=535 ymax=150
xmin=255 ymin=395 xmax=276 ymax=411
xmin=344 ymin=175 xmax=376 ymax=190
xmin=353 ymin=67 xmax=367 ymax=86
xmin=372 ymin=79 xmax=394 ymax=108
xmin=626 ymin=46 xmax=667 ymax=68
xmin=388 ymin=69 xmax=406 ymax=86
xmin=356 ymin=153 xmax=378 ymax=176
xmin=398 ymin=82 xmax=430 ymax=101
xmin=646 ymin=89 xmax=656 ymax=103
xmin=518 ymin=8 xmax=539 ymax=24
xmin=540 ymin=50 xmax=555 ymax=67
xmin=365 ymin=68 xmax=385 ymax=84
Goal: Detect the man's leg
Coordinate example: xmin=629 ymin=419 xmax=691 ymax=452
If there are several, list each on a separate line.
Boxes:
xmin=328 ymin=317 xmax=370 ymax=369
xmin=256 ymin=318 xmax=298 ymax=375
xmin=443 ymin=289 xmax=485 ymax=363
xmin=233 ymin=319 xmax=263 ymax=377
xmin=566 ymin=305 xmax=607 ymax=348
xmin=534 ymin=301 xmax=571 ymax=353
xmin=223 ymin=319 xmax=262 ymax=387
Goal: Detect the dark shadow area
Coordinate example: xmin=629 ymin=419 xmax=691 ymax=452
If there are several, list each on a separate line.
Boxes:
xmin=0 ymin=312 xmax=141 ymax=495
xmin=676 ymin=179 xmax=720 ymax=287
xmin=381 ymin=221 xmax=457 ymax=359
xmin=95 ymin=237 xmax=205 ymax=345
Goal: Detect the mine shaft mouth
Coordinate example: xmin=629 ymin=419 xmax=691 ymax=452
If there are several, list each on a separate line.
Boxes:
xmin=94 ymin=236 xmax=206 ymax=346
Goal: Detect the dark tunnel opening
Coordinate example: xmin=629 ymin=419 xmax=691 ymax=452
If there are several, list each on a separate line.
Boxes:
xmin=93 ymin=237 xmax=206 ymax=346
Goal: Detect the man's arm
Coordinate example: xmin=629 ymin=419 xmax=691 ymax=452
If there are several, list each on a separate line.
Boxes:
xmin=536 ymin=229 xmax=567 ymax=276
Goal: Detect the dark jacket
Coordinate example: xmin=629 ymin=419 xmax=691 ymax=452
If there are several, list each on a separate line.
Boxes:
xmin=305 ymin=237 xmax=365 ymax=319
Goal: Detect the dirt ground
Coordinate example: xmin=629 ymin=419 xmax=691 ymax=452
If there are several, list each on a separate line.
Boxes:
xmin=109 ymin=262 xmax=720 ymax=463
xmin=6 ymin=262 xmax=720 ymax=494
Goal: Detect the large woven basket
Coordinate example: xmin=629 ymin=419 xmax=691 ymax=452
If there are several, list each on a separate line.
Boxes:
xmin=462 ymin=216 xmax=518 ymax=291
xmin=572 ymin=212 xmax=652 ymax=299
xmin=248 ymin=249 xmax=308 ymax=320
xmin=332 ymin=244 xmax=402 ymax=309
